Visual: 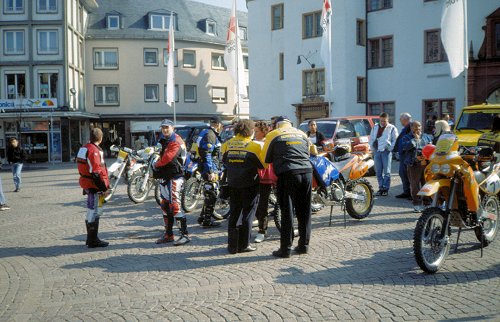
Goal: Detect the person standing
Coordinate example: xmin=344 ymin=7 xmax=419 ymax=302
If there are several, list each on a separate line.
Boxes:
xmin=196 ymin=116 xmax=223 ymax=227
xmin=369 ymin=113 xmax=398 ymax=196
xmin=222 ymin=119 xmax=264 ymax=253
xmin=306 ymin=120 xmax=326 ymax=147
xmin=401 ymin=121 xmax=433 ymax=212
xmin=153 ymin=119 xmax=190 ymax=246
xmin=7 ymin=137 xmax=27 ymax=192
xmin=261 ymin=116 xmax=313 ymax=258
xmin=76 ymin=128 xmax=109 ymax=248
xmin=432 ymin=120 xmax=451 ymax=144
xmin=0 ymin=177 xmax=10 ymax=211
xmin=394 ymin=113 xmax=412 ymax=199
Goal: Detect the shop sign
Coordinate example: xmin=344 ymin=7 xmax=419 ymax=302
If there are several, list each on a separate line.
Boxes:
xmin=0 ymin=98 xmax=58 ymax=109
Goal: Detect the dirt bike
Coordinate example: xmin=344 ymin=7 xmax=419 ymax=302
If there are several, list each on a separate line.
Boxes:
xmin=127 ymin=146 xmax=160 ymax=204
xmin=310 ymin=144 xmax=375 ymax=225
xmin=105 ymin=145 xmax=136 ymax=201
xmin=413 ymin=133 xmax=500 ymax=273
xmin=180 ymin=152 xmax=204 ymax=212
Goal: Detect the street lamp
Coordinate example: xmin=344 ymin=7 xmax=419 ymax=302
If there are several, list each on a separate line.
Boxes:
xmin=69 ymin=88 xmax=76 ymax=110
xmin=297 ymin=54 xmax=315 ymax=69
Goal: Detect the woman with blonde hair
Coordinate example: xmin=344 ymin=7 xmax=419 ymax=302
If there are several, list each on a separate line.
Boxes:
xmin=432 ymin=120 xmax=451 ymax=144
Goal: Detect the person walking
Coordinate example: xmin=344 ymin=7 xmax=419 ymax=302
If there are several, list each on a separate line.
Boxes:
xmin=261 ymin=116 xmax=313 ymax=258
xmin=432 ymin=120 xmax=451 ymax=144
xmin=76 ymin=128 xmax=109 ymax=248
xmin=306 ymin=120 xmax=326 ymax=147
xmin=7 ymin=137 xmax=26 ymax=192
xmin=369 ymin=113 xmax=398 ymax=196
xmin=153 ymin=119 xmax=190 ymax=246
xmin=401 ymin=121 xmax=433 ymax=212
xmin=0 ymin=176 xmax=11 ymax=211
xmin=196 ymin=116 xmax=223 ymax=227
xmin=394 ymin=113 xmax=412 ymax=199
xmin=222 ymin=119 xmax=264 ymax=254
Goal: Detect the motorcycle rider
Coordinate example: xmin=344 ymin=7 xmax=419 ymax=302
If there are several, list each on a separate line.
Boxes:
xmin=196 ymin=116 xmax=223 ymax=228
xmin=261 ymin=116 xmax=313 ymax=258
xmin=77 ymin=127 xmax=109 ymax=248
xmin=153 ymin=119 xmax=190 ymax=245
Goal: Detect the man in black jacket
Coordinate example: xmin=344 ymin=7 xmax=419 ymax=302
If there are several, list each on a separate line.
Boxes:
xmin=7 ymin=137 xmax=27 ymax=192
xmin=393 ymin=113 xmax=412 ymax=199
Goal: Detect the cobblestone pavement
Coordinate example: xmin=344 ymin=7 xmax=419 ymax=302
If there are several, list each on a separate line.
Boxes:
xmin=0 ymin=163 xmax=499 ymax=321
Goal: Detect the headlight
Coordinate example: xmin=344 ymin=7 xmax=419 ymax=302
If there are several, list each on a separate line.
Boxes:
xmin=431 ymin=164 xmax=441 ymax=173
xmin=440 ymin=164 xmax=451 ymax=174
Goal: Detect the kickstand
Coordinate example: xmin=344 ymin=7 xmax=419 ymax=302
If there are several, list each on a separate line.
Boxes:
xmin=342 ymin=201 xmax=347 ymax=229
xmin=454 ymin=227 xmax=461 ymax=253
xmin=329 ymin=205 xmax=333 ymax=227
xmin=481 ymin=226 xmax=484 ymax=258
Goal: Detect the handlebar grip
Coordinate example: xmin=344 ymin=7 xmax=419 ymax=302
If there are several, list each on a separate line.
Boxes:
xmin=123 ymin=147 xmax=133 ymax=153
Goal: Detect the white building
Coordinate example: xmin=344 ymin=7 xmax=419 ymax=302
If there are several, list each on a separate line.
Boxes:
xmin=247 ymin=0 xmax=500 ymax=126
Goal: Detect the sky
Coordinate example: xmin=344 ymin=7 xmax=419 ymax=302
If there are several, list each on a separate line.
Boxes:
xmin=193 ymin=0 xmax=248 ymax=11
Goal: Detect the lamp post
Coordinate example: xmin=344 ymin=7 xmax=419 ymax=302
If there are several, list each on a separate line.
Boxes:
xmin=297 ymin=54 xmax=316 ymax=69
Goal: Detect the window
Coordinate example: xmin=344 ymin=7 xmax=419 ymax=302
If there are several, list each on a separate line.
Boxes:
xmin=144 ymin=48 xmax=158 ymax=66
xmin=37 ymin=0 xmax=56 ymax=13
xmin=94 ymin=85 xmax=119 ymax=105
xmin=357 ymin=77 xmax=366 ymax=103
xmin=368 ymin=36 xmax=393 ymax=68
xmin=4 ymin=30 xmax=24 ymax=54
xmin=206 ymin=20 xmax=216 ymax=36
xmin=495 ymin=23 xmax=500 ymax=56
xmin=423 ymin=99 xmax=455 ymax=131
xmin=336 ymin=120 xmax=356 ymax=139
xmin=238 ymin=26 xmax=247 ymax=40
xmin=367 ymin=0 xmax=392 ymax=12
xmin=107 ymin=15 xmax=120 ymax=29
xmin=367 ymin=102 xmax=395 ymax=121
xmin=243 ymin=55 xmax=249 ymax=70
xmin=271 ymin=4 xmax=284 ymax=30
xmin=279 ymin=53 xmax=284 ymax=80
xmin=4 ymin=0 xmax=23 ymax=13
xmin=184 ymin=85 xmax=197 ymax=102
xmin=212 ymin=87 xmax=227 ymax=104
xmin=37 ymin=30 xmax=58 ymax=54
xmin=211 ymin=53 xmax=226 ymax=70
xmin=302 ymin=69 xmax=325 ymax=96
xmin=93 ymin=48 xmax=118 ymax=69
xmin=5 ymin=73 xmax=25 ymax=99
xmin=39 ymin=73 xmax=58 ymax=98
xmin=163 ymin=48 xmax=178 ymax=66
xmin=303 ymin=11 xmax=322 ymax=39
xmin=425 ymin=29 xmax=447 ymax=63
xmin=164 ymin=84 xmax=179 ymax=102
xmin=183 ymin=50 xmax=196 ymax=68
xmin=150 ymin=14 xmax=173 ymax=30
xmin=352 ymin=119 xmax=372 ymax=137
xmin=356 ymin=19 xmax=366 ymax=46
xmin=144 ymin=84 xmax=159 ymax=102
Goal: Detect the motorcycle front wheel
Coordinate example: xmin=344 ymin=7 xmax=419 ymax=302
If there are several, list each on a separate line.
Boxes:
xmin=104 ymin=175 xmax=118 ymax=201
xmin=181 ymin=177 xmax=203 ymax=212
xmin=413 ymin=208 xmax=450 ymax=274
xmin=475 ymin=195 xmax=499 ymax=247
xmin=345 ymin=178 xmax=374 ymax=219
xmin=127 ymin=173 xmax=153 ymax=204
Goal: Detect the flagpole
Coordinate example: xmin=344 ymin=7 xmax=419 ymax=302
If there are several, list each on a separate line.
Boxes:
xmin=235 ymin=13 xmax=241 ymax=117
xmin=464 ymin=0 xmax=468 ymax=106
xmin=327 ymin=16 xmax=332 ymax=116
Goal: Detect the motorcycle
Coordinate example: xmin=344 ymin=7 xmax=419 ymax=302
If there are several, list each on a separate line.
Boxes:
xmin=413 ymin=133 xmax=499 ymax=273
xmin=180 ymin=152 xmax=204 ymax=212
xmin=105 ymin=145 xmax=136 ymax=201
xmin=310 ymin=144 xmax=375 ymax=223
xmin=127 ymin=145 xmax=161 ymax=204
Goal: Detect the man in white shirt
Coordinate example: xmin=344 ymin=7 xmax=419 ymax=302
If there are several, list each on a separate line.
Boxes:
xmin=369 ymin=113 xmax=398 ymax=196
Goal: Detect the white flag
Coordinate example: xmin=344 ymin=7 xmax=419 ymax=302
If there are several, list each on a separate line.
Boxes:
xmin=441 ymin=0 xmax=467 ymax=78
xmin=166 ymin=12 xmax=175 ymax=104
xmin=320 ymin=0 xmax=332 ymax=98
xmin=224 ymin=0 xmax=247 ymax=99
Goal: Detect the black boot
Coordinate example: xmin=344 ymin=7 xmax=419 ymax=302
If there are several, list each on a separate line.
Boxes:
xmin=85 ymin=220 xmax=90 ymax=245
xmin=87 ymin=218 xmax=109 ymax=248
xmin=228 ymin=227 xmax=239 ymax=254
xmin=202 ymin=205 xmax=221 ymax=228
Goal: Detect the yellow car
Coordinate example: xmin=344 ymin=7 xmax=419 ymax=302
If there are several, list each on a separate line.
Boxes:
xmin=454 ymin=103 xmax=500 ymax=147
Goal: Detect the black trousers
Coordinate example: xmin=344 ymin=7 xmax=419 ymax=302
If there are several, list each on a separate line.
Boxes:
xmin=255 ymin=183 xmax=272 ymax=234
xmin=277 ymin=171 xmax=312 ymax=250
xmin=228 ymin=185 xmax=260 ymax=249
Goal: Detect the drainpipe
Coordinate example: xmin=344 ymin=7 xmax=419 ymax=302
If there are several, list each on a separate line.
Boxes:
xmin=364 ymin=4 xmax=368 ymax=115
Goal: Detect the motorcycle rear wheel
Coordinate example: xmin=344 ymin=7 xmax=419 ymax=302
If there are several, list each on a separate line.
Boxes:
xmin=345 ymin=178 xmax=374 ymax=219
xmin=181 ymin=177 xmax=203 ymax=212
xmin=474 ymin=195 xmax=499 ymax=247
xmin=413 ymin=208 xmax=450 ymax=274
xmin=127 ymin=173 xmax=153 ymax=204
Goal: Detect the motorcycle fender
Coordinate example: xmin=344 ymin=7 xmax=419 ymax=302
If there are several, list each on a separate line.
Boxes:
xmin=131 ymin=163 xmax=144 ymax=172
xmin=417 ymin=179 xmax=450 ymax=197
xmin=108 ymin=162 xmax=122 ymax=173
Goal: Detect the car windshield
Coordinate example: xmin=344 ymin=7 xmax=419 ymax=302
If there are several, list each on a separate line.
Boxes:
xmin=456 ymin=110 xmax=500 ymax=131
xmin=299 ymin=121 xmax=337 ymax=139
xmin=174 ymin=127 xmax=192 ymax=141
xmin=220 ymin=127 xmax=234 ymax=142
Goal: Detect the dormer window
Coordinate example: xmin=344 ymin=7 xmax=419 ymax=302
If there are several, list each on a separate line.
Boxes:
xmin=107 ymin=15 xmax=120 ymax=30
xmin=238 ymin=26 xmax=247 ymax=40
xmin=150 ymin=14 xmax=174 ymax=30
xmin=206 ymin=20 xmax=217 ymax=36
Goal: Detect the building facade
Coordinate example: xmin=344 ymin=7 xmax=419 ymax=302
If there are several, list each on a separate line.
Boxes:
xmin=85 ymin=0 xmax=249 ymax=149
xmin=247 ymin=0 xmax=500 ymax=127
xmin=0 ymin=0 xmax=98 ymax=162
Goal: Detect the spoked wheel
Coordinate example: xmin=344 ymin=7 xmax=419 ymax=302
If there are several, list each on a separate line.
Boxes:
xmin=181 ymin=177 xmax=203 ymax=213
xmin=413 ymin=208 xmax=450 ymax=273
xmin=104 ymin=175 xmax=118 ymax=201
xmin=127 ymin=174 xmax=152 ymax=203
xmin=475 ymin=195 xmax=499 ymax=247
xmin=345 ymin=178 xmax=374 ymax=220
xmin=213 ymin=197 xmax=230 ymax=220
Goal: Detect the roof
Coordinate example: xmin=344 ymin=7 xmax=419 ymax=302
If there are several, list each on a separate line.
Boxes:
xmin=462 ymin=103 xmax=500 ymax=110
xmin=87 ymin=0 xmax=248 ymax=47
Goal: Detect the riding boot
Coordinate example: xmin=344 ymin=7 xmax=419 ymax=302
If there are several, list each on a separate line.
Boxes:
xmin=228 ymin=227 xmax=239 ymax=254
xmin=87 ymin=219 xmax=109 ymax=248
xmin=85 ymin=220 xmax=90 ymax=245
xmin=202 ymin=204 xmax=221 ymax=228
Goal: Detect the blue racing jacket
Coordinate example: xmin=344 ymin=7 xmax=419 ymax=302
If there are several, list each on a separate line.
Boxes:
xmin=196 ymin=128 xmax=221 ymax=175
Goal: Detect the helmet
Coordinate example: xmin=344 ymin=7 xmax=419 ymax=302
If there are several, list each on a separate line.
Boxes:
xmin=422 ymin=144 xmax=436 ymax=160
xmin=333 ymin=144 xmax=351 ymax=161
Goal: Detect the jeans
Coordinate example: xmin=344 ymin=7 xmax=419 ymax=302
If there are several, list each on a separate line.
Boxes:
xmin=374 ymin=150 xmax=392 ymax=191
xmin=0 ymin=177 xmax=6 ymax=205
xmin=12 ymin=162 xmax=23 ymax=190
xmin=398 ymin=159 xmax=410 ymax=195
